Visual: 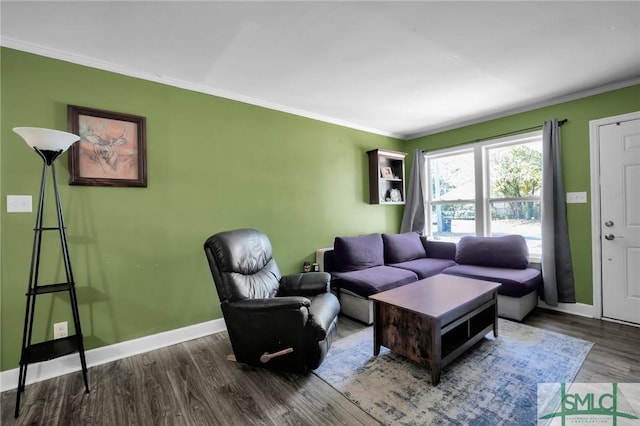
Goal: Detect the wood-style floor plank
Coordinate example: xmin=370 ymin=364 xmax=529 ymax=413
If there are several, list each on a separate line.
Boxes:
xmin=2 ymin=308 xmax=639 ymax=425
xmin=1 ymin=329 xmax=378 ymax=426
xmin=521 ymin=309 xmax=640 ymax=383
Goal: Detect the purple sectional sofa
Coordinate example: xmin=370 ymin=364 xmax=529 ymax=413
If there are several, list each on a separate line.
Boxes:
xmin=316 ymin=232 xmax=541 ymax=324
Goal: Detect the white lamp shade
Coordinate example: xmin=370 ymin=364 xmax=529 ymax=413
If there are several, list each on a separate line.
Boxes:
xmin=13 ymin=127 xmax=80 ymax=152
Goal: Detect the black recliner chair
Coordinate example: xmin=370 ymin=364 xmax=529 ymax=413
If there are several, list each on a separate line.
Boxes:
xmin=204 ymin=228 xmax=340 ymax=373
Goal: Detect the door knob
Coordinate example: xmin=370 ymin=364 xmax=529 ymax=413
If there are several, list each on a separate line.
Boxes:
xmin=605 ymin=234 xmax=616 ymax=240
xmin=604 ymin=220 xmax=614 ymax=227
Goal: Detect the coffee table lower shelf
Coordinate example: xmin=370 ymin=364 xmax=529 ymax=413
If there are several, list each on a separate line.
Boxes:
xmin=440 ymin=300 xmax=496 ymax=366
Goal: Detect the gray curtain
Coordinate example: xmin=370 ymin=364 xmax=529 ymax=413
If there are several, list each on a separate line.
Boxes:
xmin=541 ymin=119 xmax=576 ymax=306
xmin=401 ymin=149 xmax=427 ymax=234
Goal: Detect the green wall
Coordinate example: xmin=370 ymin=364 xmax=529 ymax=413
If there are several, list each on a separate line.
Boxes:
xmin=406 ymin=84 xmax=640 ymax=305
xmin=2 ymin=46 xmax=639 ymax=374
xmin=0 ymin=48 xmax=405 ymax=371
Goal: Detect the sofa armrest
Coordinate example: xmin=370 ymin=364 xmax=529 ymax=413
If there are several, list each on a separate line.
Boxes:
xmin=279 ymin=272 xmax=331 ymax=296
xmin=420 ymin=237 xmax=457 ymax=261
xmin=315 ymin=247 xmax=335 ymax=272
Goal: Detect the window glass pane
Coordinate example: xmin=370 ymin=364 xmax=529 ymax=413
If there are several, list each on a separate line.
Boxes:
xmin=490 ymin=200 xmax=541 ymax=257
xmin=429 ymin=152 xmax=475 ymax=201
xmin=488 ymin=142 xmax=542 ymax=198
xmin=425 ymin=132 xmax=543 ymax=261
xmin=430 ymin=203 xmax=476 ymax=242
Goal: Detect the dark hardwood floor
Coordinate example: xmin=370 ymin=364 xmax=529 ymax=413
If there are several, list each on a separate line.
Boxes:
xmin=2 ymin=308 xmax=639 ymax=425
xmin=522 ymin=309 xmax=640 ymax=383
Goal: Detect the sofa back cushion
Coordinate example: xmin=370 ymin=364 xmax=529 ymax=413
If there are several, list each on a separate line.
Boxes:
xmin=455 ymin=235 xmax=529 ymax=269
xmin=382 ymin=232 xmax=426 ymax=263
xmin=334 ymin=233 xmax=384 ymax=272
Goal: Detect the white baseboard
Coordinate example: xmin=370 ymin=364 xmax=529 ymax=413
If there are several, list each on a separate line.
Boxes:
xmin=0 ymin=302 xmax=599 ymax=392
xmin=537 ymin=300 xmax=594 ymax=318
xmin=0 ymin=318 xmax=227 ymax=392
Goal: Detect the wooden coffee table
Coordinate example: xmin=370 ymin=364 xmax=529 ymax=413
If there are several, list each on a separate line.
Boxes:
xmin=370 ymin=274 xmax=500 ymax=385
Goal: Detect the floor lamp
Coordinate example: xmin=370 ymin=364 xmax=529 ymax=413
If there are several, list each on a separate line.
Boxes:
xmin=13 ymin=127 xmax=90 ymax=418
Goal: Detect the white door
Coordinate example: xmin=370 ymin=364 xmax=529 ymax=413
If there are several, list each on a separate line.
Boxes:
xmin=600 ymin=118 xmax=640 ymax=324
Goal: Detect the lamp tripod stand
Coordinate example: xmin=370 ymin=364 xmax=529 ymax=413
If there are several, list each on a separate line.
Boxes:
xmin=13 ymin=128 xmax=90 ymax=418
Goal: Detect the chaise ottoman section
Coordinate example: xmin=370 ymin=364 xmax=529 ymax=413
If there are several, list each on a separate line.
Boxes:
xmin=442 ymin=265 xmax=541 ymax=320
xmin=441 ymin=264 xmax=541 ymax=297
xmin=442 ymin=235 xmax=542 ymax=321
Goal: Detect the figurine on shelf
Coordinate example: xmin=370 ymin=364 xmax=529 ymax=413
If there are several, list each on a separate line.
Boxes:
xmin=390 ymin=188 xmax=402 ymax=202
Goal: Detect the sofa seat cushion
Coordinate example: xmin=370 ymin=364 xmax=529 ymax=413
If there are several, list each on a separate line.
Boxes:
xmin=389 ymin=258 xmax=457 ymax=279
xmin=332 ymin=266 xmax=418 ymax=298
xmin=442 ymin=265 xmax=541 ymax=297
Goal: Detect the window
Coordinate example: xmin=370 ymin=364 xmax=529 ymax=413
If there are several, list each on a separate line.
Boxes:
xmin=425 ymin=131 xmax=542 ymax=260
xmin=429 ymin=150 xmax=476 ymax=239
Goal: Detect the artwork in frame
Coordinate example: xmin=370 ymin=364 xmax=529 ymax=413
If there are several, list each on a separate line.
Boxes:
xmin=68 ymin=105 xmax=147 ymax=187
xmin=380 ymin=166 xmax=393 ymax=179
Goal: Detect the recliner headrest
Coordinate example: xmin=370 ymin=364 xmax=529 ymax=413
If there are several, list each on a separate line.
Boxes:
xmin=207 ymin=228 xmax=273 ymax=274
xmin=204 ymin=228 xmax=282 ymax=302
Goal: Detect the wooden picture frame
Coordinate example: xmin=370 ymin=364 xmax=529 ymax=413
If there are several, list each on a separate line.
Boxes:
xmin=68 ymin=105 xmax=147 ymax=187
xmin=380 ymin=166 xmax=393 ymax=179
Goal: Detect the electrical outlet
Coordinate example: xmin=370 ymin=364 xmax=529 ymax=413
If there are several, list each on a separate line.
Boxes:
xmin=53 ymin=321 xmax=68 ymax=339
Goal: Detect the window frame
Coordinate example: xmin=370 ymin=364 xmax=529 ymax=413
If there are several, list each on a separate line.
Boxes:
xmin=424 ymin=130 xmax=543 ymax=262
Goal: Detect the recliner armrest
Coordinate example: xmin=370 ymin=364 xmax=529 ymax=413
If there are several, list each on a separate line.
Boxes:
xmin=279 ymin=272 xmax=331 ymax=296
xmin=307 ymin=292 xmax=341 ymax=341
xmin=229 ymin=296 xmax=311 ymax=311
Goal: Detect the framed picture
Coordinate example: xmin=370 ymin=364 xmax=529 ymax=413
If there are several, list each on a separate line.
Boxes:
xmin=68 ymin=105 xmax=147 ymax=187
xmin=380 ymin=166 xmax=393 ymax=179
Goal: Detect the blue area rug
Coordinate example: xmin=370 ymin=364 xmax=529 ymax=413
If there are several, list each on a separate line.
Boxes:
xmin=314 ymin=319 xmax=593 ymax=425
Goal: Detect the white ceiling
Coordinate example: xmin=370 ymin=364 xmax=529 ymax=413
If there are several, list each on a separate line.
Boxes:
xmin=2 ymin=1 xmax=640 ymax=140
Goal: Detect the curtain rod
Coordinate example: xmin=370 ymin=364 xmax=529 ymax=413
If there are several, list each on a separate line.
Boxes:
xmin=422 ymin=118 xmax=568 ymax=151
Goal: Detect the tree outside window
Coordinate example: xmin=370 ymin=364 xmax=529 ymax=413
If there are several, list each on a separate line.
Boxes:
xmin=490 ymin=143 xmax=542 ymax=221
xmin=426 ymin=133 xmax=543 ymax=259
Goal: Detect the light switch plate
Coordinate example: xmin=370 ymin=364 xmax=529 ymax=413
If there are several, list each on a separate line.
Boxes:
xmin=7 ymin=195 xmax=32 ymax=212
xmin=566 ymin=192 xmax=587 ymax=204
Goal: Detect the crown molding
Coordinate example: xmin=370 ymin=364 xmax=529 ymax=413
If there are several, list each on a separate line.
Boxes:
xmin=0 ymin=37 xmax=402 ymax=139
xmin=3 ymin=37 xmax=638 ymax=142
xmin=403 ymin=76 xmax=640 ymax=141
